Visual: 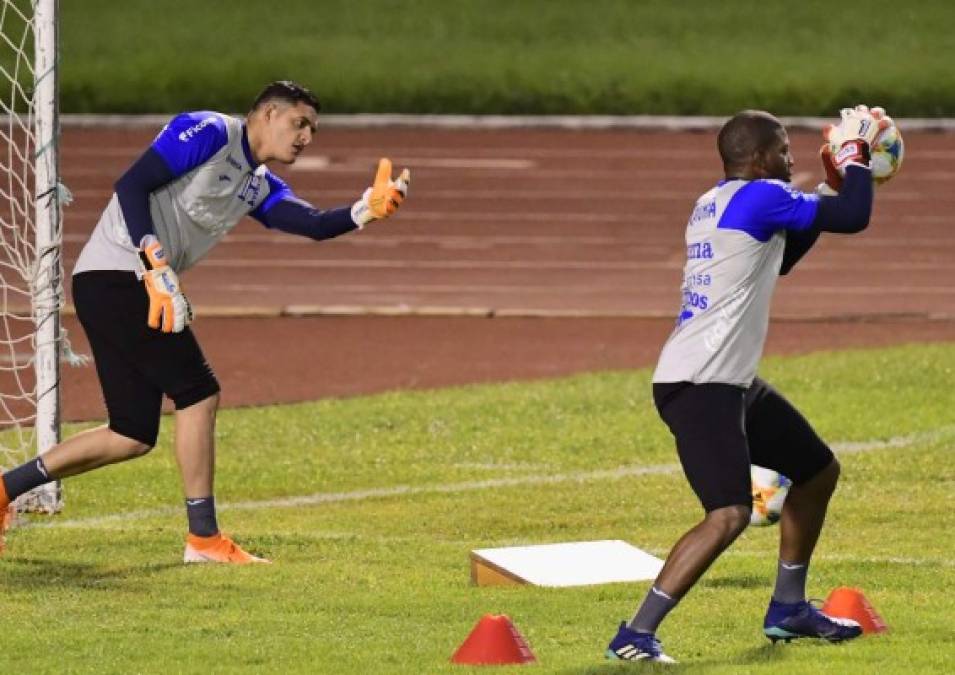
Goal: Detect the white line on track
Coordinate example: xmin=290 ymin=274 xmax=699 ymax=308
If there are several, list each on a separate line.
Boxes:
xmin=61 ymin=186 xmax=720 ymax=201
xmin=783 ymin=286 xmax=954 ymax=295
xmin=196 ymin=258 xmax=678 ymax=271
xmin=292 ymin=156 xmax=538 ymax=171
xmin=200 ymin=283 xmax=674 ymax=295
xmin=55 ymin=232 xmax=951 ymax=250
xmin=25 ymin=426 xmax=954 ymax=531
xmin=60 ymin=208 xmax=670 ymax=222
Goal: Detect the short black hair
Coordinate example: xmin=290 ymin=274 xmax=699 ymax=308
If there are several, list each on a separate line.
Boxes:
xmin=717 ymin=110 xmax=783 ymax=168
xmin=250 ymin=80 xmax=321 ymax=114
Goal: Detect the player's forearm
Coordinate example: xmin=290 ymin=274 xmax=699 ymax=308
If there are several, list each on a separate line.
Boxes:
xmin=115 ymin=148 xmax=176 ymax=246
xmin=812 ymin=165 xmax=873 ymax=234
xmin=258 ymin=199 xmax=358 ymax=241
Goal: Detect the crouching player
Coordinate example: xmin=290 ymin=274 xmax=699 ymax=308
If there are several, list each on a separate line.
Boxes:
xmin=0 ymin=81 xmax=410 ymax=563
xmin=607 ymin=106 xmax=893 ymax=662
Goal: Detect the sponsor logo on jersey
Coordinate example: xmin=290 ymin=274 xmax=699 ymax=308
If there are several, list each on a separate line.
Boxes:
xmin=686 ymin=241 xmax=714 ymax=259
xmin=703 ymin=286 xmax=747 ymax=352
xmin=237 ymin=173 xmax=263 ymax=207
xmin=226 ymin=156 xmax=242 ymax=170
xmin=682 ymin=289 xmax=708 ymax=310
xmin=178 ymin=116 xmax=217 ymax=142
xmin=684 ymin=273 xmax=711 ymax=288
xmin=689 ymin=200 xmax=716 ymax=224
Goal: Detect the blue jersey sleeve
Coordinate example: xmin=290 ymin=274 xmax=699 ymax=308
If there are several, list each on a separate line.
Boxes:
xmin=114 ymin=147 xmax=177 ymax=247
xmin=250 ymin=172 xmax=357 ymax=241
xmin=250 ymin=172 xmax=294 ymax=220
xmin=718 ymin=180 xmax=820 ymax=242
xmin=150 ymin=111 xmax=229 ymax=177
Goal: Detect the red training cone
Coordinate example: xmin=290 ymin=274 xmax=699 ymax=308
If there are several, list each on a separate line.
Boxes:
xmin=451 ymin=614 xmax=537 ymax=665
xmin=821 ymin=587 xmax=888 ymax=634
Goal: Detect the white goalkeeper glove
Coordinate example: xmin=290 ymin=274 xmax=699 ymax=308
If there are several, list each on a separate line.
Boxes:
xmin=138 ymin=235 xmax=193 ymax=333
xmin=351 ymin=158 xmax=411 ymax=227
xmin=824 ymin=104 xmax=893 ymax=174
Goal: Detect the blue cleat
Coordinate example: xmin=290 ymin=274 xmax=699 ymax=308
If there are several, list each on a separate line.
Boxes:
xmin=606 ymin=622 xmax=676 ymax=664
xmin=764 ymin=599 xmax=863 ymax=643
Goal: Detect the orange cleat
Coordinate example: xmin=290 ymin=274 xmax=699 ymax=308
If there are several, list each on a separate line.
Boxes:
xmin=183 ymin=532 xmax=271 ymax=564
xmin=0 ymin=476 xmax=13 ymax=555
xmin=0 ymin=502 xmax=15 ymax=555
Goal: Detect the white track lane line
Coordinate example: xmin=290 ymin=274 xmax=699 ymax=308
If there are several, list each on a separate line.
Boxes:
xmin=25 ymin=426 xmax=954 ymax=531
xmin=197 ymin=283 xmax=676 ymax=295
xmin=292 ymin=156 xmax=538 ymax=171
xmin=59 ymin=233 xmax=675 ymax=246
xmin=195 ymin=259 xmax=676 ymax=271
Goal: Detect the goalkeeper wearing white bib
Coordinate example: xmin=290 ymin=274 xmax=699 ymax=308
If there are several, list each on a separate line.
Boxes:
xmin=0 ymin=81 xmax=410 ymax=563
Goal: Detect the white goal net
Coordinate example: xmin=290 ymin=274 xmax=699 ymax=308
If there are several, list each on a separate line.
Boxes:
xmin=0 ymin=0 xmax=66 ymax=513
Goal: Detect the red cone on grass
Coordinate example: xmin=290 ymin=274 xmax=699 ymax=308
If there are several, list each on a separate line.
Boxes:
xmin=451 ymin=614 xmax=537 ymax=665
xmin=821 ymin=586 xmax=888 ymax=634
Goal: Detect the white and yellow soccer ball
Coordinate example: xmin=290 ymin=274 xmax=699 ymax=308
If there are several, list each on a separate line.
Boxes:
xmin=830 ymin=119 xmax=904 ymax=185
xmin=867 ymin=123 xmax=904 ymax=184
xmin=750 ymin=465 xmax=792 ymax=526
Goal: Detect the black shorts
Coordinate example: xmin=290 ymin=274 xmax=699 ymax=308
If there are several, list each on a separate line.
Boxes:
xmin=72 ymin=271 xmax=220 ymax=447
xmin=653 ymin=378 xmax=834 ymax=513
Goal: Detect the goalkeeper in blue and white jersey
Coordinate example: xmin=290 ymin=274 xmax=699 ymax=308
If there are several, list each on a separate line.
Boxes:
xmin=0 ymin=81 xmax=410 ymax=563
xmin=607 ymin=107 xmax=894 ymax=663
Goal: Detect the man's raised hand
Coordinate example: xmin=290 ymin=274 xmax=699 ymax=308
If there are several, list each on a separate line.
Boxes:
xmin=351 ymin=158 xmax=411 ymax=227
xmin=824 ymin=104 xmax=893 ymax=174
xmin=139 ymin=235 xmax=193 ymax=333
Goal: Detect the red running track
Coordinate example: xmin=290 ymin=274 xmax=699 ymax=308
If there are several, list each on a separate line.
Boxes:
xmin=30 ymin=125 xmax=955 ymax=420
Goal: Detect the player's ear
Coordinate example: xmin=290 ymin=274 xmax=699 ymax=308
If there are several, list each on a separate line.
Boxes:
xmin=752 ymin=148 xmax=770 ymax=177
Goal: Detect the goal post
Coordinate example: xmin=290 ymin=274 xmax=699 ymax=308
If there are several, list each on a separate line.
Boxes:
xmin=32 ymin=0 xmax=62 ymax=510
xmin=0 ymin=0 xmax=65 ymax=513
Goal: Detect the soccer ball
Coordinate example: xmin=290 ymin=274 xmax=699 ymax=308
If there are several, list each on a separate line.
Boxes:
xmin=750 ymin=465 xmax=792 ymax=526
xmin=832 ymin=123 xmax=904 ymax=185
xmin=868 ymin=124 xmax=904 ymax=184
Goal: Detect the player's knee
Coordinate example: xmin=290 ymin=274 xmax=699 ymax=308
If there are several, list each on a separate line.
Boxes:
xmin=705 ymin=503 xmax=751 ymax=541
xmin=171 ymin=379 xmax=220 ymax=412
xmin=201 ymin=391 xmax=220 ymax=411
xmin=107 ymin=430 xmax=154 ymax=460
xmin=807 ymin=456 xmax=840 ymax=495
xmin=822 ymin=456 xmax=840 ymax=493
xmin=178 ymin=391 xmax=219 ymax=419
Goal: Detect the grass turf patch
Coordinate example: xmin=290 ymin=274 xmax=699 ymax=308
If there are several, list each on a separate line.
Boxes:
xmin=49 ymin=0 xmax=955 ymax=115
xmin=1 ymin=342 xmax=953 ymax=672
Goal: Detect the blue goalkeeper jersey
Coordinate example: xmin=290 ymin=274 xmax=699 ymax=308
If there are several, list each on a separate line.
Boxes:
xmin=652 ymin=178 xmax=820 ymax=387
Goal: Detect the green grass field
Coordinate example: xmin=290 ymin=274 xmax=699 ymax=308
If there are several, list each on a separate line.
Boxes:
xmin=48 ymin=0 xmax=955 ymax=115
xmin=1 ymin=343 xmax=953 ymax=673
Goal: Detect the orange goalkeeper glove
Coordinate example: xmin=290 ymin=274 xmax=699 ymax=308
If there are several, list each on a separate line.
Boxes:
xmin=351 ymin=158 xmax=411 ymax=227
xmin=138 ymin=235 xmax=193 ymax=333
